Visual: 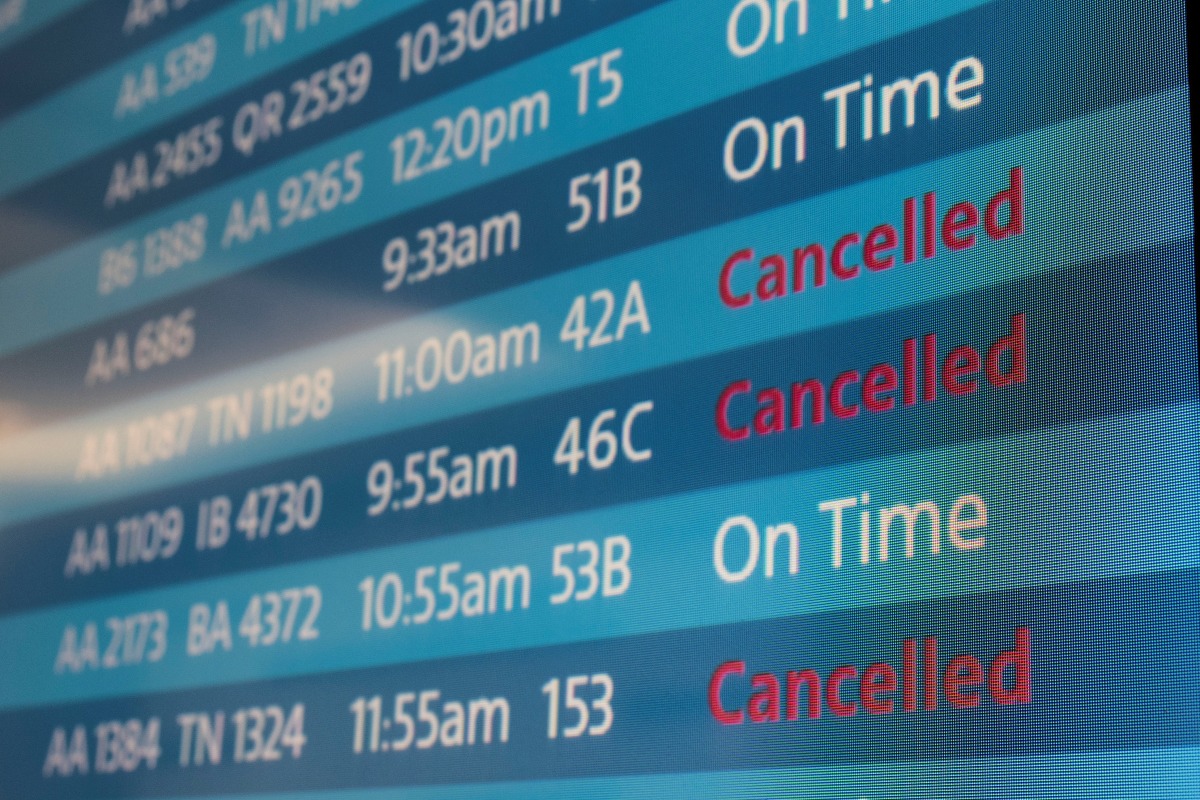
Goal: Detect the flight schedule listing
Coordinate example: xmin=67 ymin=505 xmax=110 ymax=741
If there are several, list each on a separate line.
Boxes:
xmin=0 ymin=0 xmax=1194 ymax=798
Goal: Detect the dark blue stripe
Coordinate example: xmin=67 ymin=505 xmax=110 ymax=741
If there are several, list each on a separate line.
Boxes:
xmin=0 ymin=0 xmax=242 ymax=121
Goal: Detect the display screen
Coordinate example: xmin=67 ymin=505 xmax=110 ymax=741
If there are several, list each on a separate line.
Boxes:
xmin=0 ymin=0 xmax=1195 ymax=797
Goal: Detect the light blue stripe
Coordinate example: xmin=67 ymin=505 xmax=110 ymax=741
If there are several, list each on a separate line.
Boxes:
xmin=0 ymin=0 xmax=993 ymax=356
xmin=2 ymin=401 xmax=1196 ymax=707
xmin=55 ymin=742 xmax=1200 ymax=797
xmin=0 ymin=0 xmax=90 ymax=53
xmin=0 ymin=0 xmax=429 ymax=196
xmin=0 ymin=87 xmax=1190 ymax=527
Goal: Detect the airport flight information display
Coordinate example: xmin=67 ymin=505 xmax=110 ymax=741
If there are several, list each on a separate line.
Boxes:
xmin=0 ymin=0 xmax=1195 ymax=797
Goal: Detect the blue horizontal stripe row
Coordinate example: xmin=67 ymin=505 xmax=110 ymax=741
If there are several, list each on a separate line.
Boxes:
xmin=0 ymin=400 xmax=1195 ymax=707
xmin=0 ymin=0 xmax=1173 ymax=319
xmin=0 ymin=75 xmax=1189 ymax=429
xmin=0 ymin=235 xmax=1195 ymax=606
xmin=2 ymin=568 xmax=1197 ymax=797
